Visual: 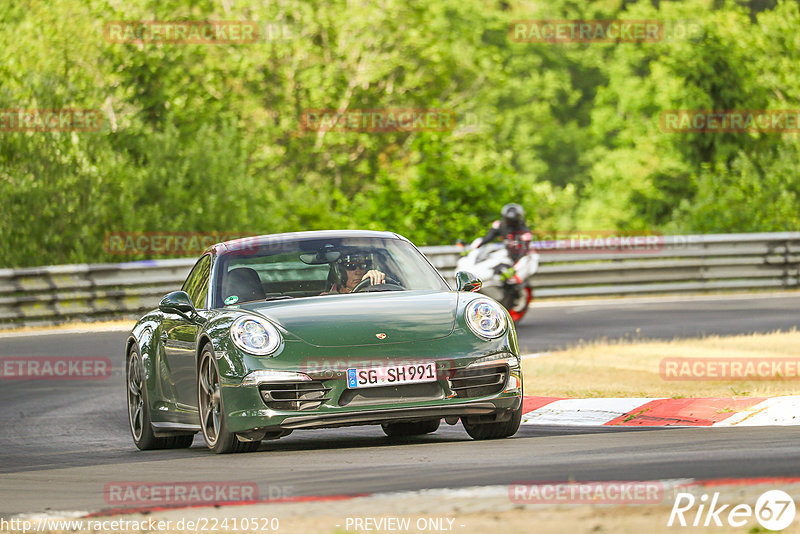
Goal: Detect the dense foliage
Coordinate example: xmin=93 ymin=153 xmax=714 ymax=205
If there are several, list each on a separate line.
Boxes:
xmin=1 ymin=0 xmax=798 ymax=266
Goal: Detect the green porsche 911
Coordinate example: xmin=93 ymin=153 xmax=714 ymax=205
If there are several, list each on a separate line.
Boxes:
xmin=126 ymin=230 xmax=523 ymax=453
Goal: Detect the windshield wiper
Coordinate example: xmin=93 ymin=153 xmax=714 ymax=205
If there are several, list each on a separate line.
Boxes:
xmin=263 ymin=295 xmax=294 ymax=301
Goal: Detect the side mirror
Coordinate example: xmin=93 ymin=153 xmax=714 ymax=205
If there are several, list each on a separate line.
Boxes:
xmin=159 ymin=291 xmax=196 ymax=317
xmin=455 ymin=271 xmax=482 ymax=292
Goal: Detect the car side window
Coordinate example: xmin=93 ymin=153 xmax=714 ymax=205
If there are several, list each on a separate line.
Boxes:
xmin=181 ymin=254 xmax=212 ymax=309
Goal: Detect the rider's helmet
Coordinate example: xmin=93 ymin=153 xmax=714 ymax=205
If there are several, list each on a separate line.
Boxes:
xmin=501 ymin=203 xmax=525 ymax=230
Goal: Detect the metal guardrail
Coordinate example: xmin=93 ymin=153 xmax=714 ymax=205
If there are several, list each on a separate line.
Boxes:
xmin=1 ymin=232 xmax=798 ymax=327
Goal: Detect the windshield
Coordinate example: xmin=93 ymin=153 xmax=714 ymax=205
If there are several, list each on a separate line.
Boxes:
xmin=212 ymin=236 xmax=449 ymax=307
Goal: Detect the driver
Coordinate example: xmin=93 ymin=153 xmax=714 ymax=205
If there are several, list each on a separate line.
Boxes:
xmin=324 ymin=253 xmax=386 ymax=294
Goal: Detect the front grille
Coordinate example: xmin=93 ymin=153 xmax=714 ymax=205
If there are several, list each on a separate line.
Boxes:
xmin=448 ymin=364 xmax=507 ymax=398
xmin=338 ymin=382 xmax=444 ymax=407
xmin=259 ymin=382 xmax=331 ymax=411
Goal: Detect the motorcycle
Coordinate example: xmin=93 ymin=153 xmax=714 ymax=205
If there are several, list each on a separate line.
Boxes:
xmin=455 ymin=238 xmax=539 ymax=323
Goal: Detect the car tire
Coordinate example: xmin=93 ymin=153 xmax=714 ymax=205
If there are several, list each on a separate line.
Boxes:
xmin=462 ymin=405 xmax=522 ymax=440
xmin=381 ymin=418 xmax=441 ymax=438
xmin=127 ymin=344 xmax=194 ymax=450
xmin=198 ymin=344 xmax=260 ymax=454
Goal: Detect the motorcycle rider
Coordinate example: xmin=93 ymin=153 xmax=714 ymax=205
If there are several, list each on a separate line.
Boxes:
xmin=473 ymin=204 xmax=533 ymax=309
xmin=476 ymin=203 xmax=533 ymax=263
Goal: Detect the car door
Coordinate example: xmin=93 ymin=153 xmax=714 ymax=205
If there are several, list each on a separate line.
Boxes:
xmin=163 ymin=254 xmax=212 ymax=416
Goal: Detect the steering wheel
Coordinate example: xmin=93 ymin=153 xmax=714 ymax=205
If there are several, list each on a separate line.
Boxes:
xmin=352 ymin=276 xmax=403 ymax=293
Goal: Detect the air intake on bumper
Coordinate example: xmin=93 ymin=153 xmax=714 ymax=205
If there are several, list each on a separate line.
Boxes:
xmin=448 ymin=364 xmax=508 ymax=398
xmin=259 ymin=381 xmax=331 ymax=411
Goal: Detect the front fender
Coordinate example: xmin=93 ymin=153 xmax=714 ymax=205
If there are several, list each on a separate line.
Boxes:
xmin=200 ymin=311 xmax=264 ymax=385
xmin=128 ymin=312 xmax=162 ymax=413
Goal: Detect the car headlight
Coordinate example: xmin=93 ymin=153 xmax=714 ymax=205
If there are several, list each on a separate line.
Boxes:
xmin=465 ymin=298 xmax=507 ymax=339
xmin=230 ymin=316 xmax=282 ymax=356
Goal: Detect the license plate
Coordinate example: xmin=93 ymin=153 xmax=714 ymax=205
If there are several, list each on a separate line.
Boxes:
xmin=346 ymin=362 xmax=437 ymax=389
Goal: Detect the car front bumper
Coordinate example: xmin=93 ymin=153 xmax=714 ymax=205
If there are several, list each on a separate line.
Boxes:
xmin=219 ymin=354 xmax=523 ymax=434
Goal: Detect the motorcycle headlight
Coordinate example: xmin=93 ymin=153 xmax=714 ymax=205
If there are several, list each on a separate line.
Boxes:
xmin=230 ymin=316 xmax=282 ymax=356
xmin=465 ymin=298 xmax=507 ymax=339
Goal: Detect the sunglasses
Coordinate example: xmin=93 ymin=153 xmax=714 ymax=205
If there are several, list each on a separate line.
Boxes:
xmin=343 ymin=262 xmax=370 ymax=271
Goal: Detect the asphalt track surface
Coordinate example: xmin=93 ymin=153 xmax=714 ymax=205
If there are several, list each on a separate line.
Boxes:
xmin=1 ymin=293 xmax=799 ymax=516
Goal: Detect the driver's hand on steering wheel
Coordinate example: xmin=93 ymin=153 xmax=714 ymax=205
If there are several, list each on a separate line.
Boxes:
xmin=362 ymin=269 xmax=385 ymax=285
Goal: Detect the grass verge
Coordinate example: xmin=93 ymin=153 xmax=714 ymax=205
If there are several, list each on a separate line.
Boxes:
xmin=522 ymin=330 xmax=800 ymax=398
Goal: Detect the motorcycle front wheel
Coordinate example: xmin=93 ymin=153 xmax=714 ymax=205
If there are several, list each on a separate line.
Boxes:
xmin=506 ymin=286 xmax=532 ymax=323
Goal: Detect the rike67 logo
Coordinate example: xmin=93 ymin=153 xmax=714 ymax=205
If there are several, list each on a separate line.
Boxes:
xmin=668 ymin=490 xmax=796 ymax=530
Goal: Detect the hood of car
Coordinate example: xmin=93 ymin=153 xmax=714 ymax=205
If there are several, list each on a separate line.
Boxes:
xmin=247 ymin=290 xmax=457 ymax=347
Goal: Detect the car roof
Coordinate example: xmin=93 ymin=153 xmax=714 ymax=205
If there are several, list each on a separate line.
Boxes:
xmin=206 ymin=230 xmax=406 ymax=255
